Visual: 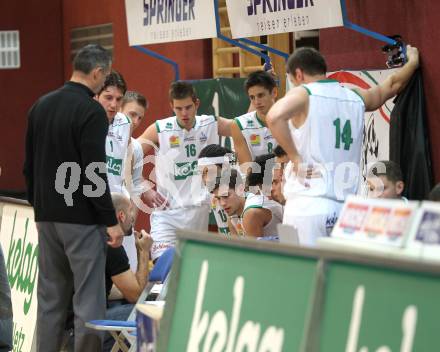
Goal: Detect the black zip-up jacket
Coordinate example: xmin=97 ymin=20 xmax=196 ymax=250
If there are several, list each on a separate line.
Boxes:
xmin=23 ymin=81 xmax=117 ymax=226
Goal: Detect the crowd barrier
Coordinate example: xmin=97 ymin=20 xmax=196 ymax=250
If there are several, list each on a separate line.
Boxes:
xmin=156 ymin=231 xmax=440 ymax=352
xmin=0 ymin=197 xmax=37 ymax=352
xmin=2 ymin=196 xmax=440 ymax=351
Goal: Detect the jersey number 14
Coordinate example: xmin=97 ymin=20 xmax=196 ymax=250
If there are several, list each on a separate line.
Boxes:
xmin=333 ymin=118 xmax=353 ymax=151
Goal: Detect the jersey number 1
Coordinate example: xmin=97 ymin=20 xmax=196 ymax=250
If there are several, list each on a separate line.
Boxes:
xmin=333 ymin=118 xmax=353 ymax=151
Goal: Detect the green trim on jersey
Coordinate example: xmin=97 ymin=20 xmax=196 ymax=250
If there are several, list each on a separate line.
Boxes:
xmin=155 ymin=121 xmax=160 ymax=133
xmin=176 ymin=117 xmax=196 ymax=130
xmin=255 ymin=113 xmax=266 ymax=128
xmin=317 ymin=79 xmax=339 ymax=84
xmin=234 ymin=117 xmax=244 ymax=131
xmin=124 ymin=114 xmax=131 ymax=124
xmin=241 ymin=205 xmax=264 ymax=217
xmin=351 ymin=88 xmax=366 ymax=105
xmin=302 ymin=85 xmax=312 ymax=96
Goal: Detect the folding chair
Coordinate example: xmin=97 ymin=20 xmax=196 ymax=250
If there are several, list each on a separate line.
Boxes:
xmin=86 ymin=247 xmax=175 ymax=352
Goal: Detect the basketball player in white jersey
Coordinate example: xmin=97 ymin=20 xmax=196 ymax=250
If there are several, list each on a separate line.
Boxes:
xmin=212 ymin=167 xmax=283 ymax=238
xmin=97 ymin=71 xmax=130 ymax=196
xmin=267 ymin=45 xmax=420 ymax=246
xmin=121 ymin=91 xmax=148 ymax=199
xmin=97 ymin=74 xmax=142 ymax=272
xmin=198 ymin=144 xmax=235 ymax=237
xmin=231 ymin=70 xmax=278 ymax=164
xmin=137 ymin=81 xmax=232 ymax=260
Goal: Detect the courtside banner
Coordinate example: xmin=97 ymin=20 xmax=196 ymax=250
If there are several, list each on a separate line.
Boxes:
xmin=225 ymin=0 xmax=343 ymax=38
xmin=125 ymin=0 xmax=217 ymax=45
xmin=0 ymin=203 xmax=39 ymax=352
xmin=331 ymin=195 xmax=418 ymax=248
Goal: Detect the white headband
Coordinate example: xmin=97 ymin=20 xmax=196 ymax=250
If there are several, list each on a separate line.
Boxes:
xmin=198 ymin=156 xmax=230 ymax=167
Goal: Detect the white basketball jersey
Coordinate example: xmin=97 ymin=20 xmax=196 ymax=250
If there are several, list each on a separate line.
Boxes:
xmin=130 ymin=137 xmax=144 ymax=196
xmin=155 ymin=115 xmax=219 ymax=208
xmin=106 ymin=112 xmax=131 ymax=195
xmin=284 ymin=80 xmax=365 ymax=201
xmin=210 ymin=195 xmax=230 ymax=237
xmin=235 ymin=111 xmax=277 ymax=159
xmin=233 ymin=193 xmax=283 ymax=237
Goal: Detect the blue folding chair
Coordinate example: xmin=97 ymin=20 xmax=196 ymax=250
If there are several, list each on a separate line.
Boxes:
xmin=86 ymin=247 xmax=175 ymax=352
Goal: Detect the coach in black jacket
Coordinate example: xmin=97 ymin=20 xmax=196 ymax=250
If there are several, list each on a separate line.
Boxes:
xmin=23 ymin=44 xmax=123 ymax=352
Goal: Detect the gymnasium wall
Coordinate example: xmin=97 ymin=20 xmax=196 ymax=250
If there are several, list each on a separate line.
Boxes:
xmin=0 ymin=0 xmax=211 ymax=193
xmin=320 ymin=0 xmax=440 ymax=181
xmin=1 ymin=0 xmax=439 ymax=200
xmin=61 ymin=0 xmax=213 ymax=230
xmin=61 ymin=0 xmax=213 ymax=139
xmin=0 ymin=0 xmax=64 ymax=191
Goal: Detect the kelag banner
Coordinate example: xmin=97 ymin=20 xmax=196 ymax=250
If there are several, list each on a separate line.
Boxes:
xmin=158 ymin=233 xmax=440 ymax=351
xmin=125 ymin=0 xmax=217 ymax=45
xmin=226 ymin=0 xmax=343 ymax=38
xmin=0 ymin=203 xmax=39 ymax=352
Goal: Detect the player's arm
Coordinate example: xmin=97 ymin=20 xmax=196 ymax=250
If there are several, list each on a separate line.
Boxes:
xmin=111 ymin=230 xmax=151 ymax=303
xmin=356 ymin=45 xmax=420 ymax=112
xmin=228 ymin=217 xmax=238 ymax=236
xmin=242 ymin=208 xmax=272 ymax=237
xmin=266 ymin=87 xmax=308 ymax=167
xmin=137 ymin=122 xmax=159 ymax=155
xmin=129 ymin=118 xmax=134 ymax=139
xmin=111 ymin=270 xmax=143 ymax=304
xmin=137 ymin=123 xmax=168 ymax=209
xmin=217 ymin=116 xmax=232 ymax=137
xmin=231 ymin=120 xmax=252 ymax=164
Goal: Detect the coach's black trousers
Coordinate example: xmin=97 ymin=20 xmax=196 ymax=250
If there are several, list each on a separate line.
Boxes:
xmin=36 ymin=222 xmax=107 ymax=352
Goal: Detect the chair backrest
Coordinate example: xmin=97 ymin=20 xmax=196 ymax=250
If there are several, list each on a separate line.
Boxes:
xmin=149 ymin=247 xmax=175 ymax=282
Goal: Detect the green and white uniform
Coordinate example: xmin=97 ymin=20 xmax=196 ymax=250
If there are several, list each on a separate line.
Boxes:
xmin=106 ymin=112 xmax=138 ymax=270
xmin=234 ymin=111 xmax=277 ymax=159
xmin=151 ymin=115 xmax=219 ymax=260
xmin=232 ymin=193 xmax=283 ymax=237
xmin=210 ymin=195 xmax=230 ymax=237
xmin=283 ymin=80 xmax=365 ymax=246
xmin=129 ymin=137 xmax=145 ymax=196
xmin=106 ymin=112 xmax=131 ymax=196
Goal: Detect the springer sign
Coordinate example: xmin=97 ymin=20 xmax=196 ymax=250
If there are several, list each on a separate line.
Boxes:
xmin=125 ymin=0 xmax=217 ymax=45
xmin=225 ymin=0 xmax=344 ymax=38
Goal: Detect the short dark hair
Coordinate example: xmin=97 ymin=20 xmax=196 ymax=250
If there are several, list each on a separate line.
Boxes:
xmin=72 ymin=44 xmax=112 ymax=74
xmin=244 ymin=70 xmax=277 ymax=93
xmin=368 ymin=160 xmax=403 ymax=183
xmin=99 ymin=70 xmax=127 ymax=95
xmin=273 ymin=145 xmax=286 ymax=158
xmin=169 ymin=81 xmax=197 ymax=102
xmin=246 ymin=154 xmax=275 ymax=187
xmin=122 ymin=91 xmax=148 ymax=109
xmin=287 ymin=47 xmax=327 ymax=76
xmin=213 ymin=168 xmax=243 ymax=192
xmin=198 ymin=144 xmax=232 ymax=159
xmin=428 ymin=184 xmax=440 ymax=201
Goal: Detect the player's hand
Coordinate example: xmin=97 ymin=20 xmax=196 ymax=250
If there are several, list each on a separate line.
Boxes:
xmin=406 ymin=45 xmax=419 ymax=68
xmin=286 ymin=160 xmax=322 ymax=188
xmin=297 ymin=164 xmax=322 ymax=188
xmin=135 ymin=229 xmax=153 ymax=253
xmin=143 ymin=189 xmax=169 ymax=209
xmin=107 ymin=224 xmax=124 ymax=248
